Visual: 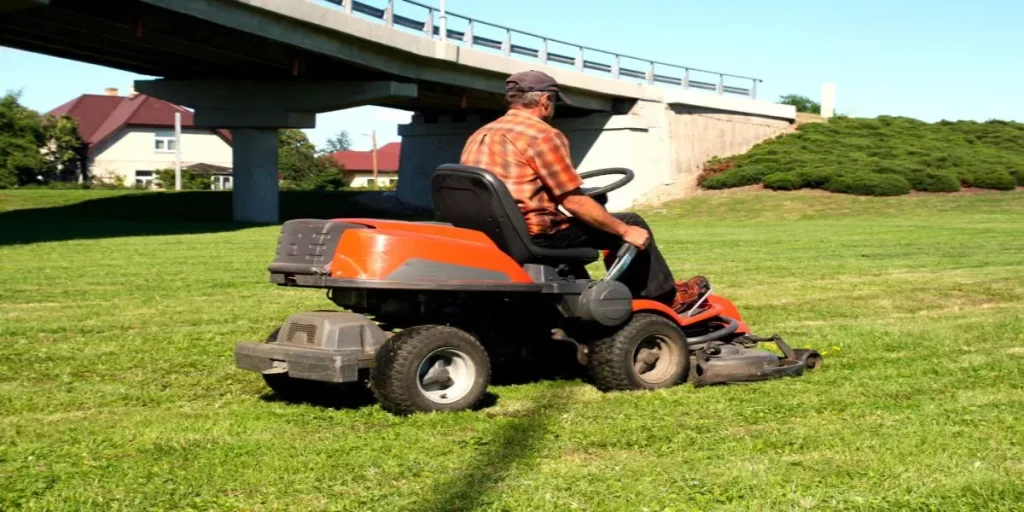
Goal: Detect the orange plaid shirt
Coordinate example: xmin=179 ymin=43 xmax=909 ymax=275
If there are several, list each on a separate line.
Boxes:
xmin=460 ymin=109 xmax=582 ymax=236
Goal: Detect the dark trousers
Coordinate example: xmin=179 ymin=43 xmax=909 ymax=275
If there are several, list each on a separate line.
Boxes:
xmin=532 ymin=213 xmax=676 ymax=304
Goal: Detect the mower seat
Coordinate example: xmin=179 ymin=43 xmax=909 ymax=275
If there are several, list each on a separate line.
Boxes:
xmin=431 ymin=164 xmax=600 ymax=266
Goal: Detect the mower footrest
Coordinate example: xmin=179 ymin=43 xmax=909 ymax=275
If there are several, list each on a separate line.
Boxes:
xmin=234 ymin=342 xmax=367 ymax=384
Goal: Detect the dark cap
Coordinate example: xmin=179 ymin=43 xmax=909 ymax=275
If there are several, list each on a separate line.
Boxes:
xmin=506 ymin=70 xmax=572 ymax=105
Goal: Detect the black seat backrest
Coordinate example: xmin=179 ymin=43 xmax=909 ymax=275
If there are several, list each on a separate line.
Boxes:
xmin=431 ymin=164 xmax=536 ymax=264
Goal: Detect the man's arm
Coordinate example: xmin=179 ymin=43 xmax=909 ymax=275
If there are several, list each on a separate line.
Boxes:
xmin=528 ymin=131 xmax=649 ymax=249
xmin=560 ymin=191 xmax=649 ymax=249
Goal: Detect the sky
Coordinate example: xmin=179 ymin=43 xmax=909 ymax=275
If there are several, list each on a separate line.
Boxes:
xmin=2 ymin=0 xmax=1023 ymax=151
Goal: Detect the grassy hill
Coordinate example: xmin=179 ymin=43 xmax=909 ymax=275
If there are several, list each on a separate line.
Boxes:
xmin=699 ymin=116 xmax=1024 ymax=196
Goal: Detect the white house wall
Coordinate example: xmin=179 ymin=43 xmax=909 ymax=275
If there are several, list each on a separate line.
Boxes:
xmin=88 ymin=127 xmax=233 ymax=185
xmin=348 ymin=172 xmax=399 ymax=188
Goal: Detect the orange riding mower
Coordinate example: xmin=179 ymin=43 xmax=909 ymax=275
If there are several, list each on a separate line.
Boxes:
xmin=234 ymin=165 xmax=822 ymax=414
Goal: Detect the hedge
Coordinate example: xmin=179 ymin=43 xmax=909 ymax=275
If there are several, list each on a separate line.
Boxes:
xmin=907 ymin=170 xmax=961 ymax=193
xmin=762 ymin=172 xmax=804 ymax=190
xmin=824 ymin=173 xmax=912 ymax=196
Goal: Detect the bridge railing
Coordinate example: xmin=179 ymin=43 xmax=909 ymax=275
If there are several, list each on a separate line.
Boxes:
xmin=319 ymin=0 xmax=762 ymax=99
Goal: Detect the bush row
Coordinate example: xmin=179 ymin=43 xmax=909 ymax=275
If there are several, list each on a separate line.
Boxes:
xmin=698 ymin=116 xmax=1024 ymax=196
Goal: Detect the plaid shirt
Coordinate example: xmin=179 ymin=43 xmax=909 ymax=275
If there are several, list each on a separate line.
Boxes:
xmin=460 ymin=109 xmax=582 ymax=236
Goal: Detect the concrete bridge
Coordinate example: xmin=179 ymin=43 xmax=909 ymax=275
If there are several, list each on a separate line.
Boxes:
xmin=1 ymin=0 xmax=797 ymax=222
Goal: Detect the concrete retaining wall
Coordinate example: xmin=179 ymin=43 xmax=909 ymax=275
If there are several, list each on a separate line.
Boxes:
xmin=395 ymin=101 xmax=793 ymax=212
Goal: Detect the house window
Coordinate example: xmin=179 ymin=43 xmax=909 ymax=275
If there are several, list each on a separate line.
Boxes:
xmin=135 ymin=170 xmax=155 ymax=188
xmin=155 ymin=130 xmax=177 ymax=153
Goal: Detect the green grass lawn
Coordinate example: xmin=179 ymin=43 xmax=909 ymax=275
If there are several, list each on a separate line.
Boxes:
xmin=1 ymin=188 xmax=1022 ymax=511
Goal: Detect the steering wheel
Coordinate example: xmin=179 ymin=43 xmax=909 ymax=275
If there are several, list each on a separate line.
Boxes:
xmin=579 ymin=168 xmax=634 ymax=198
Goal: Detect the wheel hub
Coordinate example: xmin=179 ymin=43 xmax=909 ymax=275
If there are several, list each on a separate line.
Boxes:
xmin=416 ymin=347 xmax=476 ymax=404
xmin=633 ymin=335 xmax=680 ymax=385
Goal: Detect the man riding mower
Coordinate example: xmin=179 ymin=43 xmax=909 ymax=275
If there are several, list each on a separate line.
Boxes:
xmin=232 ymin=71 xmax=822 ymax=415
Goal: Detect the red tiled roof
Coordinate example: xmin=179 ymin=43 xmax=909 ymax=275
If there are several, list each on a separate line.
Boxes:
xmin=46 ymin=93 xmax=233 ymax=155
xmin=328 ymin=142 xmax=401 ymax=173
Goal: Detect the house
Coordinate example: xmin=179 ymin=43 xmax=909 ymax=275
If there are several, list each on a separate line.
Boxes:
xmin=328 ymin=142 xmax=401 ymax=188
xmin=46 ymin=87 xmax=233 ymax=189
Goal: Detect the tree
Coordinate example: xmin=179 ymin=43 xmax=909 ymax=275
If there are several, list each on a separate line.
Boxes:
xmin=277 ymin=128 xmax=347 ymax=190
xmin=319 ymin=130 xmax=353 ymax=155
xmin=0 ymin=90 xmax=46 ymax=188
xmin=40 ymin=114 xmax=85 ymax=182
xmin=778 ymin=94 xmax=821 ymax=114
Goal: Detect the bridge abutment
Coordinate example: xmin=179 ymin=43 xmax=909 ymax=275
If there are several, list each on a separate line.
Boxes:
xmin=396 ymin=100 xmax=793 ymax=212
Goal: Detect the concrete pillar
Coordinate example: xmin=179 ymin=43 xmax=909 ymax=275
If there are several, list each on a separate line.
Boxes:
xmin=231 ymin=129 xmax=279 ymax=223
xmin=821 ymin=82 xmax=836 ymax=118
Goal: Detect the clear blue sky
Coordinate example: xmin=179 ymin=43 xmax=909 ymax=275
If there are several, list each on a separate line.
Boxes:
xmin=2 ymin=0 xmax=1022 ymax=151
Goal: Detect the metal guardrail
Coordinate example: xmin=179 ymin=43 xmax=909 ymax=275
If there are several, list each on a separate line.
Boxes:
xmin=321 ymin=0 xmax=761 ymax=99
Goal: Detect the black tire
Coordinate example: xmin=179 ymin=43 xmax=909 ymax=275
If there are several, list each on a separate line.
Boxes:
xmin=370 ymin=325 xmax=490 ymax=415
xmin=587 ymin=313 xmax=690 ymax=392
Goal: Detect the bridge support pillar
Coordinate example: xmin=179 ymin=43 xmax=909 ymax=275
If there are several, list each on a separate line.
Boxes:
xmin=134 ymin=79 xmax=418 ymax=223
xmin=231 ymin=129 xmax=279 ymax=224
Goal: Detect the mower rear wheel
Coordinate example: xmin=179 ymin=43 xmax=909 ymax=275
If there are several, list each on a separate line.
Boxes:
xmin=587 ymin=313 xmax=690 ymax=392
xmin=370 ymin=325 xmax=490 ymax=415
xmin=794 ymin=349 xmax=823 ymax=370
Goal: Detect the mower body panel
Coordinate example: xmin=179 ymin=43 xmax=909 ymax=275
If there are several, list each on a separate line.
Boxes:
xmin=234 ymin=311 xmax=387 ymax=383
xmin=268 ymin=218 xmax=535 ymax=290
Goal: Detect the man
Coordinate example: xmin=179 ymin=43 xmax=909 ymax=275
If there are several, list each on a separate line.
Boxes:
xmin=459 ymin=70 xmax=710 ymax=313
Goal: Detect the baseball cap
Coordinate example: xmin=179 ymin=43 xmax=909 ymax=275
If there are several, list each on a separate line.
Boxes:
xmin=506 ymin=70 xmax=572 ymax=105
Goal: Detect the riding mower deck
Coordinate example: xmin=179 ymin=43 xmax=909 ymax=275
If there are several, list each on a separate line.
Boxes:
xmin=234 ymin=164 xmax=822 ymax=414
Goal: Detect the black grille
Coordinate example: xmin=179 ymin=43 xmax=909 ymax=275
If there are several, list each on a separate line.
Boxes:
xmin=286 ymin=323 xmax=318 ymax=345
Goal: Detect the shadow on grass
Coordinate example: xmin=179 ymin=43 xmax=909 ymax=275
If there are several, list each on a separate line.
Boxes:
xmin=409 ymin=386 xmax=574 ymax=512
xmin=0 ymin=190 xmax=430 ymax=246
xmin=260 ymin=384 xmax=501 ymax=413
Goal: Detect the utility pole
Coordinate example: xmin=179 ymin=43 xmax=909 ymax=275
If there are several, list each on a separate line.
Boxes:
xmin=439 ymin=0 xmax=447 ymax=42
xmin=371 ymin=129 xmax=378 ymax=185
xmin=174 ymin=112 xmax=182 ymax=191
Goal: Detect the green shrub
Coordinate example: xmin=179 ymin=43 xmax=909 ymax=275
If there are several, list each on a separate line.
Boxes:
xmin=1008 ymin=168 xmax=1023 ymax=186
xmin=700 ymin=165 xmax=772 ymax=189
xmin=795 ymin=168 xmax=836 ymax=188
xmin=156 ymin=169 xmax=212 ymax=190
xmin=907 ymin=170 xmax=960 ymax=193
xmin=762 ymin=172 xmax=804 ymax=190
xmin=964 ymin=169 xmax=1017 ymax=190
xmin=824 ymin=173 xmax=911 ymax=196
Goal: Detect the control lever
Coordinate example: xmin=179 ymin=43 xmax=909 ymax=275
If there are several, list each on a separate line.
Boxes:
xmin=603 ymin=244 xmax=638 ymax=282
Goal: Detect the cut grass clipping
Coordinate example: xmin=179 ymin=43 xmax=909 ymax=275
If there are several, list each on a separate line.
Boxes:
xmin=1 ymin=189 xmax=1022 ymax=510
xmin=701 ymin=116 xmax=1024 ymax=195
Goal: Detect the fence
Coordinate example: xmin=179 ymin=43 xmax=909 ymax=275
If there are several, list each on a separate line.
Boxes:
xmin=320 ymin=0 xmax=762 ymax=99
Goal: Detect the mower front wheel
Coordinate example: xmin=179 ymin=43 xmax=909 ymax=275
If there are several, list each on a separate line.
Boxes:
xmin=370 ymin=325 xmax=490 ymax=415
xmin=587 ymin=313 xmax=690 ymax=392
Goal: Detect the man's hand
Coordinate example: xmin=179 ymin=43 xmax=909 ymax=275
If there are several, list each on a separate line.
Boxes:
xmin=559 ymin=190 xmax=649 ymax=248
xmin=622 ymin=225 xmax=650 ymax=249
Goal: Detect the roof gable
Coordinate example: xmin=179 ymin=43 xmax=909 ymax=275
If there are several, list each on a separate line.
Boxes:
xmin=46 ymin=93 xmax=233 ymax=153
xmin=329 ymin=143 xmax=401 ymax=173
